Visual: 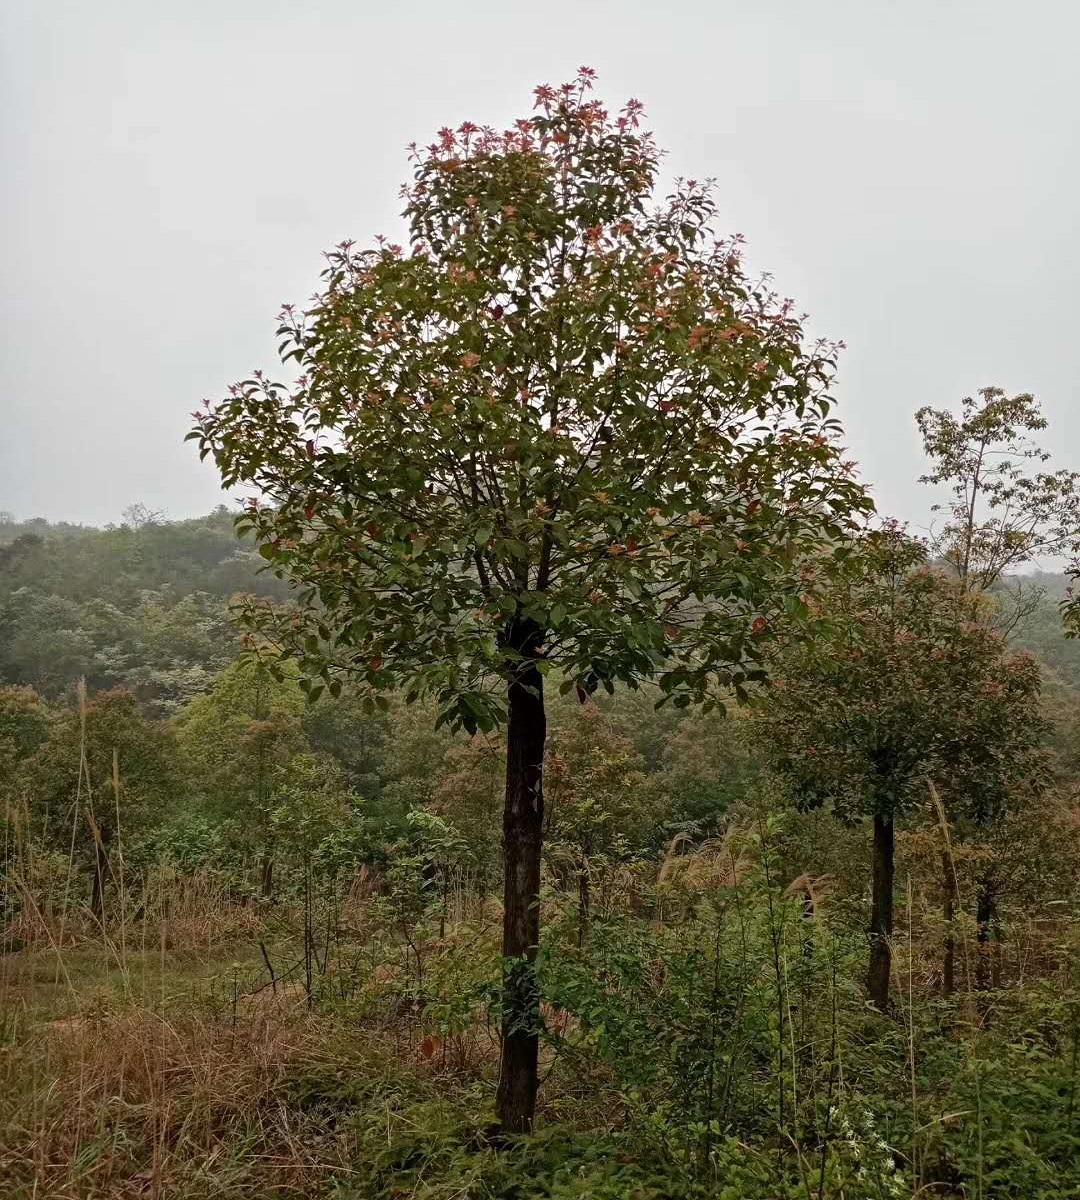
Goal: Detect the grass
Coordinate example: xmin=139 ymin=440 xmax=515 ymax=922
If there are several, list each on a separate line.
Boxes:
xmin=0 ymin=914 xmax=690 ymax=1199
xmin=3 ymin=840 xmax=1080 ymax=1198
xmin=3 ymin=945 xmax=287 ymax=1195
xmin=2 ymin=943 xmax=414 ymax=1198
xmin=1 ymin=877 xmax=527 ymax=1200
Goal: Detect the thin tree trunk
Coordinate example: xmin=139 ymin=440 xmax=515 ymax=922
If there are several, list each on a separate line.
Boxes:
xmin=976 ymin=878 xmax=996 ymax=992
xmin=495 ymin=622 xmax=546 ymax=1136
xmin=260 ymin=851 xmax=275 ymax=900
xmin=867 ymin=813 xmax=895 ymax=1010
xmin=87 ymin=809 xmax=110 ymax=919
xmin=91 ymin=836 xmax=109 ymax=918
xmin=577 ymin=859 xmax=590 ymax=948
xmin=942 ymin=850 xmax=955 ymax=996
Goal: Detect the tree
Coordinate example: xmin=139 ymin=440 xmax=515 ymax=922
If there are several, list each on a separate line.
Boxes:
xmin=765 ymin=528 xmax=1046 ymax=1008
xmin=431 ymin=733 xmax=504 ymax=885
xmin=268 ymin=752 xmax=356 ymax=993
xmin=175 ymin=660 xmax=307 ymax=897
xmin=648 ymin=703 xmax=762 ymax=842
xmin=120 ymin=503 xmax=165 ymax=531
xmin=27 ymin=687 xmax=180 ymax=914
xmin=303 ymin=687 xmax=392 ymax=796
xmin=190 ymin=71 xmax=870 ymax=1131
xmin=917 ymin=387 xmax=1078 ymax=983
xmin=544 ymin=701 xmax=650 ymax=938
xmin=916 ymin=387 xmax=1080 ymax=624
xmin=0 ymin=685 xmax=50 ymax=804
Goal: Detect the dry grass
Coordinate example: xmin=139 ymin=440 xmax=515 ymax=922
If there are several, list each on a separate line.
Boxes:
xmin=654 ymin=828 xmax=755 ymax=923
xmin=0 ymin=943 xmax=480 ymax=1199
xmin=0 ymin=875 xmax=510 ymax=1200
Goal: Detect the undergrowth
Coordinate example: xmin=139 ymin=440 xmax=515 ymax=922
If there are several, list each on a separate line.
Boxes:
xmin=3 ymin=830 xmax=1080 ymax=1198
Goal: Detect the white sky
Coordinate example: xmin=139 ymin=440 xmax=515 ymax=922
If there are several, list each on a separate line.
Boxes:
xmin=3 ymin=0 xmax=1078 ymax=531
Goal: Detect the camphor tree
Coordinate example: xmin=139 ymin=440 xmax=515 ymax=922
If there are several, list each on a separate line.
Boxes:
xmin=190 ymin=71 xmax=870 ymax=1132
xmin=765 ymin=526 xmax=1046 ymax=1009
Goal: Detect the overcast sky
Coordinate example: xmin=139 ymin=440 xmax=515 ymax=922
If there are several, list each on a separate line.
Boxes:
xmin=3 ymin=0 xmax=1077 ymax=533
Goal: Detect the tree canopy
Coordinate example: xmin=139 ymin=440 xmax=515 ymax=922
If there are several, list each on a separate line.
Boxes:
xmin=191 ymin=70 xmax=870 ymax=728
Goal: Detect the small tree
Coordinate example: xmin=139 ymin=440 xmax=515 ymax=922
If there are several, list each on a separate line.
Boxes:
xmin=268 ymin=752 xmax=354 ymax=995
xmin=650 ymin=703 xmax=762 ymax=842
xmin=917 ymin=387 xmax=1078 ymax=980
xmin=176 ymin=660 xmax=307 ymax=897
xmin=431 ymin=733 xmax=504 ymax=886
xmin=765 ymin=528 xmax=1046 ymax=1008
xmin=0 ymin=687 xmax=51 ymax=894
xmin=0 ymin=685 xmax=50 ymax=792
xmin=916 ymin=387 xmax=1080 ymax=619
xmin=190 ymin=72 xmax=869 ymax=1130
xmin=28 ymin=687 xmax=180 ymax=915
xmin=545 ymin=701 xmax=651 ymax=937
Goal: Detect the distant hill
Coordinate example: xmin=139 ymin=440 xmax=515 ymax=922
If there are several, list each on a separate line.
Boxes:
xmin=0 ymin=507 xmax=286 ymax=713
xmin=1006 ymin=572 xmax=1080 ymax=692
xmin=0 ymin=506 xmax=284 ymax=605
xmin=3 ymin=509 xmax=1078 ymax=715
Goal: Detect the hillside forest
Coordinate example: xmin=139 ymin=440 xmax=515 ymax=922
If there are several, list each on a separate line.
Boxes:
xmin=5 ymin=74 xmax=1080 ymax=1199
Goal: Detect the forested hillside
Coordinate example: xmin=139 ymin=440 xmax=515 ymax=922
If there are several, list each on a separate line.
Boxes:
xmin=5 ymin=506 xmax=1078 ymax=713
xmin=0 ymin=507 xmax=287 ymax=712
xmin=1011 ymin=571 xmax=1080 ymax=689
xmin=0 ymin=505 xmax=775 ymax=857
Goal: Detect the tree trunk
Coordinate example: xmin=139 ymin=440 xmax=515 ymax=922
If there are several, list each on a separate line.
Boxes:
xmin=260 ymin=851 xmax=275 ymax=900
xmin=88 ymin=811 xmax=110 ymax=919
xmin=91 ymin=836 xmax=109 ymax=918
xmin=942 ymin=850 xmax=955 ymax=996
xmin=867 ymin=813 xmax=895 ymax=1010
xmin=976 ymin=878 xmax=996 ymax=991
xmin=495 ymin=625 xmax=546 ymax=1136
xmin=577 ymin=860 xmax=590 ymax=948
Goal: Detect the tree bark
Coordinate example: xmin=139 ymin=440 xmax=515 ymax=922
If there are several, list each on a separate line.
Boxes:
xmin=942 ymin=850 xmax=955 ymax=996
xmin=867 ymin=813 xmax=895 ymax=1010
xmin=495 ymin=622 xmax=546 ymax=1136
